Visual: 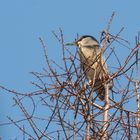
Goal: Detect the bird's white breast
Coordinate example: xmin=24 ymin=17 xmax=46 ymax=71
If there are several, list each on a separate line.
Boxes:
xmin=79 ymin=45 xmax=107 ymax=80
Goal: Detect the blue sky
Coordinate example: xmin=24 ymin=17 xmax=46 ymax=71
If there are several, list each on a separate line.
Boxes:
xmin=0 ymin=0 xmax=140 ymax=139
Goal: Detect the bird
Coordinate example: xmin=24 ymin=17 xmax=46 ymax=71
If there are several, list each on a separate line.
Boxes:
xmin=65 ymin=35 xmax=112 ymax=100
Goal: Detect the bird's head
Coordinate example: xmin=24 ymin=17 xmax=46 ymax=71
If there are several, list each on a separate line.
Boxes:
xmin=65 ymin=35 xmax=99 ymax=48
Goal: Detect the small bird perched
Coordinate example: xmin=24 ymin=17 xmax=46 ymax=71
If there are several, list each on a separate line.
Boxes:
xmin=65 ymin=35 xmax=112 ymax=100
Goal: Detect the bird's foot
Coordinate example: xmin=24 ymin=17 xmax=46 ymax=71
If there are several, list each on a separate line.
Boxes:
xmin=88 ymin=80 xmax=94 ymax=86
xmin=84 ymin=80 xmax=94 ymax=89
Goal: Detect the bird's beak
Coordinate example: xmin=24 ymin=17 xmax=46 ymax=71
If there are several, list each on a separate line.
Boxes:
xmin=64 ymin=41 xmax=78 ymax=46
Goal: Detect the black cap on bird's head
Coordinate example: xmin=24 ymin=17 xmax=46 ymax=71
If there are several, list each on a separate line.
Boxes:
xmin=77 ymin=35 xmax=99 ymax=43
xmin=65 ymin=35 xmax=99 ymax=47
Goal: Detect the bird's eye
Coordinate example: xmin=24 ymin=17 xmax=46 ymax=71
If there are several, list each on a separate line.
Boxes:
xmin=76 ymin=41 xmax=80 ymax=46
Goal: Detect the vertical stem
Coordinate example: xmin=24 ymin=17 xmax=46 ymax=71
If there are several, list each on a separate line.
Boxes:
xmin=86 ymin=117 xmax=90 ymax=140
xmin=91 ymin=105 xmax=96 ymax=139
xmin=102 ymin=84 xmax=109 ymax=140
xmin=73 ymin=98 xmax=79 ymax=140
xmin=137 ymin=95 xmax=140 ymax=140
xmin=73 ymin=118 xmax=76 ymax=140
xmin=101 ymin=30 xmax=109 ymax=140
xmin=127 ymin=112 xmax=131 ymax=140
xmin=136 ymin=44 xmax=140 ymax=140
xmin=57 ymin=130 xmax=60 ymax=140
xmin=86 ymin=93 xmax=92 ymax=140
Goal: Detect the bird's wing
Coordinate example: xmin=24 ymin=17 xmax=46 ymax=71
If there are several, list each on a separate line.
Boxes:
xmin=93 ymin=79 xmax=105 ymax=100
